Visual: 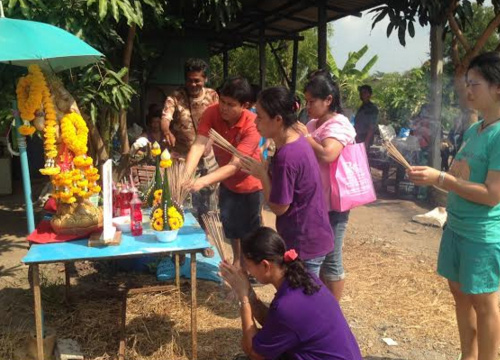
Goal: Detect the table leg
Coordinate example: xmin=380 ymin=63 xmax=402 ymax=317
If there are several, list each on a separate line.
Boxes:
xmin=118 ymin=289 xmax=127 ymax=360
xmin=175 ymin=254 xmax=180 ymax=304
xmin=190 ymin=252 xmax=197 ymax=360
xmin=32 ymin=264 xmax=44 ymax=360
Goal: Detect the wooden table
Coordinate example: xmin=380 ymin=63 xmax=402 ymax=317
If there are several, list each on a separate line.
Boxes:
xmin=22 ymin=212 xmax=210 ymax=360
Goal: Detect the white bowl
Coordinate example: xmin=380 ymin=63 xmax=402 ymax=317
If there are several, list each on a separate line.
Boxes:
xmin=112 ymin=216 xmax=131 ymax=232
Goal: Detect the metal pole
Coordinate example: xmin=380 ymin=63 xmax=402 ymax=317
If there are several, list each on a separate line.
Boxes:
xmin=13 ymin=101 xmax=35 ymax=234
xmin=259 ymin=25 xmax=266 ymax=89
xmin=318 ymin=0 xmax=327 ymax=70
xmin=291 ymin=38 xmax=299 ymax=94
xmin=223 ymin=49 xmax=229 ymax=80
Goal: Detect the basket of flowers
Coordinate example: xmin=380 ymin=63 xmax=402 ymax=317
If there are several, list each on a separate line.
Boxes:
xmin=149 ymin=147 xmax=184 ymax=242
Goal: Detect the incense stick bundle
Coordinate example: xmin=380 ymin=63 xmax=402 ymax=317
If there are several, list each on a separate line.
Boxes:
xmin=201 ymin=212 xmax=227 ymax=261
xmin=166 ymin=159 xmax=195 ymax=205
xmin=383 ymin=141 xmax=413 ymax=170
xmin=208 ymin=129 xmax=245 ymax=159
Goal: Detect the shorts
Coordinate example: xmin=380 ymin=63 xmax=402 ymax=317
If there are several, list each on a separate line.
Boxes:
xmin=320 ymin=210 xmax=350 ymax=281
xmin=437 ymin=226 xmax=500 ymax=294
xmin=303 ymin=256 xmax=326 ymax=278
xmin=219 ymin=185 xmax=263 ymax=240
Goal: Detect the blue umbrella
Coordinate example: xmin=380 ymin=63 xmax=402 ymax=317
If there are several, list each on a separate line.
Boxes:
xmin=0 ymin=2 xmax=104 ymax=233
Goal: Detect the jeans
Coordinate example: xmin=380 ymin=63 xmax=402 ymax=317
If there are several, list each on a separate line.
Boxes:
xmin=321 ymin=210 xmax=350 ymax=281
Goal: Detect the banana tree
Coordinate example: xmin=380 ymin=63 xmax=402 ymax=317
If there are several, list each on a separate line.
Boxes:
xmin=329 ymin=45 xmax=378 ymax=110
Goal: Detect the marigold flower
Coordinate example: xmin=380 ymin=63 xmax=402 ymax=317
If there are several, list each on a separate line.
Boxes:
xmin=153 ymin=218 xmax=164 ymax=231
xmin=153 ymin=208 xmax=163 ymax=219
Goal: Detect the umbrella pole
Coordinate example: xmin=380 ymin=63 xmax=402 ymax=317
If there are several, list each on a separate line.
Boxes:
xmin=12 ymin=101 xmax=35 ymax=234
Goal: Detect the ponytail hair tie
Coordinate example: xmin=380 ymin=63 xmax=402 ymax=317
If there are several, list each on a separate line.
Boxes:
xmin=292 ymin=101 xmax=300 ymax=112
xmin=284 ymin=249 xmax=298 ymax=263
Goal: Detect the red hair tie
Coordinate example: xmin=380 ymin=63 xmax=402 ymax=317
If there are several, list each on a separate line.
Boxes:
xmin=284 ymin=249 xmax=298 ymax=263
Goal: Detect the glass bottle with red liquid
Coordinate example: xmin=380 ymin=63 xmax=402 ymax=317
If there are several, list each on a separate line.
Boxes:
xmin=129 ymin=188 xmax=143 ymax=236
xmin=120 ymin=183 xmax=132 ymax=216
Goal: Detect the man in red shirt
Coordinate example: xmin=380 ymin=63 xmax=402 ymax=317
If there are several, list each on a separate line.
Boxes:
xmin=185 ymin=76 xmax=263 ymax=269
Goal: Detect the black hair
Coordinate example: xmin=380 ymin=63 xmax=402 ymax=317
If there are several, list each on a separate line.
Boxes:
xmin=184 ymin=58 xmax=208 ymax=78
xmin=250 ymin=84 xmax=262 ymax=104
xmin=468 ymin=51 xmax=500 ymax=86
xmin=146 ymin=104 xmax=162 ymax=125
xmin=307 ymin=68 xmax=330 ymax=80
xmin=304 ymin=74 xmax=343 ymax=114
xmin=242 ymin=227 xmax=320 ymax=296
xmin=257 ymin=87 xmax=298 ymax=128
xmin=219 ymin=76 xmax=253 ymax=104
xmin=358 ymin=84 xmax=373 ymax=94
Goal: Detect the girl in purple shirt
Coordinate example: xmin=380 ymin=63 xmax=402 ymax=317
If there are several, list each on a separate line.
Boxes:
xmin=219 ymin=227 xmax=362 ymax=360
xmin=240 ymin=87 xmax=334 ymax=278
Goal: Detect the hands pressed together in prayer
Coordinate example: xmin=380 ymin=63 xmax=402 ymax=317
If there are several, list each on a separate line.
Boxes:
xmin=239 ymin=150 xmax=269 ymax=181
xmin=218 ymin=260 xmax=251 ymax=300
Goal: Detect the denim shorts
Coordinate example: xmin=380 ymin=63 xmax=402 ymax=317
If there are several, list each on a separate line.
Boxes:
xmin=219 ymin=185 xmax=263 ymax=240
xmin=320 ymin=210 xmax=350 ymax=281
xmin=438 ymin=226 xmax=500 ymax=294
xmin=303 ymin=255 xmax=326 ymax=278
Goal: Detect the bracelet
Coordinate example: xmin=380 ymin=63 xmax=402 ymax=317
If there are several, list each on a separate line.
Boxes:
xmin=304 ymin=133 xmax=312 ymax=138
xmin=438 ymin=171 xmax=446 ymax=186
xmin=239 ymin=298 xmax=250 ymax=307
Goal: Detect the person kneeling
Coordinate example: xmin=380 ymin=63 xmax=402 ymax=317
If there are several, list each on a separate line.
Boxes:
xmin=219 ymin=227 xmax=362 ymax=360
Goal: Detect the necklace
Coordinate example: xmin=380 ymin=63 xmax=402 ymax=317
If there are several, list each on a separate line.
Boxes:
xmin=480 ymin=118 xmax=500 ymax=131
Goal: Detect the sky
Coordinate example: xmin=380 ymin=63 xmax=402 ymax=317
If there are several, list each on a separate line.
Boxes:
xmin=329 ymin=11 xmax=430 ymax=74
xmin=330 ymin=1 xmax=492 ymax=74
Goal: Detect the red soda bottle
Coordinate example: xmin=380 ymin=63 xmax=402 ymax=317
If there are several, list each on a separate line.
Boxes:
xmin=130 ymin=190 xmax=143 ymax=236
xmin=120 ymin=184 xmax=131 ymax=216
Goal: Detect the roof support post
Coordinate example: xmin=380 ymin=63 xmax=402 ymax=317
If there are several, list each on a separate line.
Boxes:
xmin=223 ymin=49 xmax=229 ymax=80
xmin=291 ymin=37 xmax=299 ymax=94
xmin=318 ymin=0 xmax=327 ymax=69
xmin=259 ymin=24 xmax=266 ymax=89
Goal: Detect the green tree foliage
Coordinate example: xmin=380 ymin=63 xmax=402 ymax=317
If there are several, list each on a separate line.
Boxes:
xmin=329 ymin=45 xmax=378 ymax=110
xmin=209 ymin=25 xmax=378 ymax=113
xmin=1 ymin=0 xmax=242 ymax=161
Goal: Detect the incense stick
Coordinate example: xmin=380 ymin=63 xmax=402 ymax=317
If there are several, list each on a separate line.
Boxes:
xmin=166 ymin=159 xmax=195 ymax=206
xmin=383 ymin=141 xmax=413 ymax=170
xmin=201 ymin=212 xmax=227 ymax=261
xmin=208 ymin=129 xmax=245 ymax=159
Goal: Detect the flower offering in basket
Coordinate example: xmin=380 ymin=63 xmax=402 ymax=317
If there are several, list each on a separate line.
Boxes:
xmin=150 ymin=148 xmax=184 ymax=242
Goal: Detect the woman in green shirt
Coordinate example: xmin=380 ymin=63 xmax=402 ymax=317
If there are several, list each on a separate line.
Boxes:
xmin=409 ymin=52 xmax=500 ymax=360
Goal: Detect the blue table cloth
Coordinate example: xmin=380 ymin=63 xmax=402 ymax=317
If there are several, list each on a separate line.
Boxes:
xmin=22 ymin=212 xmax=210 ymax=264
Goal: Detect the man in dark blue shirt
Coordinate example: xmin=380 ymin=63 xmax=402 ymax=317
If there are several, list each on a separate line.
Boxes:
xmin=354 ymin=85 xmax=379 ymax=149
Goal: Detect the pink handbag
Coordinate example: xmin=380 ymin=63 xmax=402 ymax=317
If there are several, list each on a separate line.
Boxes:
xmin=330 ymin=143 xmax=377 ymax=212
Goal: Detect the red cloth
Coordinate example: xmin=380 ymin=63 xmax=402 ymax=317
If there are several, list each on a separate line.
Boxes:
xmin=197 ymin=104 xmax=262 ymax=193
xmin=27 ymin=220 xmax=96 ymax=244
xmin=43 ymin=197 xmax=57 ymax=213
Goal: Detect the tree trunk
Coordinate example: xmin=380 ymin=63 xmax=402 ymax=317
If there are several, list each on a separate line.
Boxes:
xmin=116 ymin=24 xmax=136 ymax=180
xmin=428 ymin=24 xmax=445 ymax=170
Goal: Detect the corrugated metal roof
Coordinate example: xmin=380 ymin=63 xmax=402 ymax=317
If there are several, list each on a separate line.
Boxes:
xmin=207 ymin=0 xmax=385 ymax=53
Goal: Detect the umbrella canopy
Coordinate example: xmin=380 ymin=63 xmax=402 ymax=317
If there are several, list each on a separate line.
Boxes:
xmin=0 ymin=17 xmax=103 ymax=72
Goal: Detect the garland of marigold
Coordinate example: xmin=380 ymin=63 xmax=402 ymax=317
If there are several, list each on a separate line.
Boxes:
xmin=15 ymin=65 xmax=48 ymax=136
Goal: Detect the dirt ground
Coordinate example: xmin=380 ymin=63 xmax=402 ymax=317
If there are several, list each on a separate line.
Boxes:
xmin=0 ymin=178 xmax=463 ymax=360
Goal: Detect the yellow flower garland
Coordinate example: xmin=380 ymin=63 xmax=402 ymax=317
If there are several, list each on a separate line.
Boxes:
xmin=16 ymin=65 xmax=44 ymax=121
xmin=60 ymin=113 xmax=88 ymax=156
xmin=16 ymin=65 xmax=102 ymax=204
